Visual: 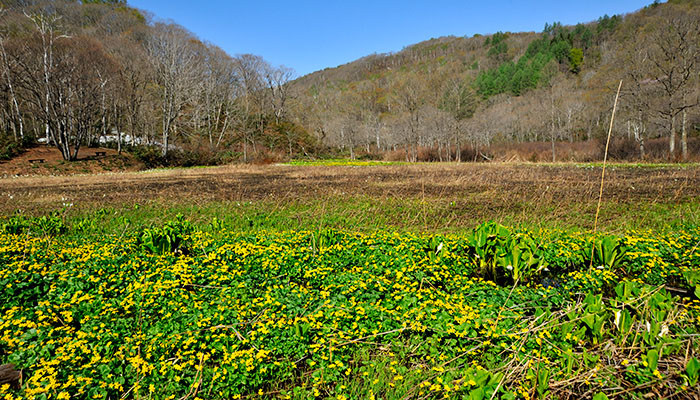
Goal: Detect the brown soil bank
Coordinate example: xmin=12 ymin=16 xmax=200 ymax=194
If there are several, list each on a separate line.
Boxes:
xmin=0 ymin=146 xmax=145 ymax=177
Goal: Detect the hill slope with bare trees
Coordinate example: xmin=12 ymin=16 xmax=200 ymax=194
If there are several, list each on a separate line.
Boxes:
xmin=287 ymin=0 xmax=700 ymax=162
xmin=0 ymin=0 xmax=317 ymax=166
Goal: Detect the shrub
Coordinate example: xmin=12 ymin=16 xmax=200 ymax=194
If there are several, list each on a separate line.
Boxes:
xmin=0 ymin=134 xmax=33 ymax=161
xmin=605 ymin=138 xmax=640 ymax=160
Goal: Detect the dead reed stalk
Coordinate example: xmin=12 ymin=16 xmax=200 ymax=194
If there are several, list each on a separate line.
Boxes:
xmin=590 ymin=80 xmax=623 ymax=269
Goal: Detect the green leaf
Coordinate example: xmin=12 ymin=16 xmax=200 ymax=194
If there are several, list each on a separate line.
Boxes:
xmin=469 ymin=387 xmax=485 ymax=400
xmin=647 ymin=349 xmax=659 ymax=371
xmin=686 ymin=358 xmax=700 ymax=385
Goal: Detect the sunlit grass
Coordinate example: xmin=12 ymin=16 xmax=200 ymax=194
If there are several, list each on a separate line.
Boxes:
xmin=284 ymin=158 xmax=408 ymax=166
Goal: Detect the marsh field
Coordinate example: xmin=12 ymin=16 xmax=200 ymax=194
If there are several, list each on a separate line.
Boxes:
xmin=2 ymin=162 xmax=699 ymax=231
xmin=1 ymin=162 xmax=700 ymax=399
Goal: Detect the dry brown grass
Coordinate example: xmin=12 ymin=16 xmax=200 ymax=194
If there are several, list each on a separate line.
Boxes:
xmin=1 ymin=163 xmax=698 ymax=230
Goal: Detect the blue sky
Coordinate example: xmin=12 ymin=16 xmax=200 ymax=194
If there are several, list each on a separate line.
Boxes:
xmin=128 ymin=0 xmax=653 ymax=77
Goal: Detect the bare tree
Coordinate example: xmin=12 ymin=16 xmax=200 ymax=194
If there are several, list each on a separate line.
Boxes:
xmin=439 ymin=77 xmax=477 ymax=161
xmin=264 ymin=64 xmax=294 ymax=124
xmin=645 ymin=11 xmax=700 ymax=159
xmin=11 ymin=33 xmax=117 ymax=159
xmin=147 ymin=22 xmax=199 ymax=157
xmin=392 ymin=73 xmax=426 ymax=161
xmin=191 ymin=44 xmax=238 ymax=150
xmin=106 ymin=35 xmax=150 ymax=151
xmin=24 ymin=10 xmax=68 ymax=143
xmin=0 ymin=9 xmax=23 ymax=140
xmin=232 ymin=54 xmax=267 ymax=161
xmin=622 ymin=39 xmax=657 ymax=159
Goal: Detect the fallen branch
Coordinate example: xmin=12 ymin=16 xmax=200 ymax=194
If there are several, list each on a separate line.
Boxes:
xmin=0 ymin=364 xmax=20 ymax=386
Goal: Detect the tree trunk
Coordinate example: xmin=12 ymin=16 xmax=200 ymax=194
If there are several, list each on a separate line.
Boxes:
xmin=681 ymin=109 xmax=687 ymax=161
xmin=627 ymin=120 xmax=631 ymax=140
xmin=243 ymin=138 xmax=248 ymax=163
xmin=669 ymin=114 xmax=676 ymax=159
xmin=456 ymin=136 xmax=461 ymax=162
xmin=551 ymin=136 xmax=556 ymax=163
xmin=550 ymin=90 xmax=556 ymax=163
xmin=6 ymin=73 xmax=23 ymax=140
xmin=130 ymin=115 xmax=137 ymax=147
xmin=100 ymin=84 xmax=107 ymax=143
xmin=587 ymin=123 xmax=592 ymax=141
xmin=43 ymin=49 xmax=51 ymax=143
xmin=455 ymin=122 xmax=461 ymax=162
xmin=113 ymin=101 xmax=121 ymax=154
xmin=162 ymin=127 xmax=169 ymax=157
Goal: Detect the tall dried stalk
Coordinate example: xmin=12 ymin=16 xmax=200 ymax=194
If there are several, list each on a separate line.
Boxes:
xmin=590 ymin=80 xmax=622 ymax=269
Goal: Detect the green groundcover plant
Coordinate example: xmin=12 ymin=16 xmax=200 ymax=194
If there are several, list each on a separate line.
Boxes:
xmin=0 ymin=219 xmax=699 ymax=399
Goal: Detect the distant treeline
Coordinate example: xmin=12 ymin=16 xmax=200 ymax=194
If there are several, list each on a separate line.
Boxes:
xmin=1 ymin=0 xmax=699 ymax=165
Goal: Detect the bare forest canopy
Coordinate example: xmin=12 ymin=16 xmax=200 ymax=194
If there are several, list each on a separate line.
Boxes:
xmin=1 ymin=0 xmax=699 ymax=164
xmin=288 ymin=0 xmax=700 ymax=162
xmin=0 ymin=0 xmax=312 ymax=164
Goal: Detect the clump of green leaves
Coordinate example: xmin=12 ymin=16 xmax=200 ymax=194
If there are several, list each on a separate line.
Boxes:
xmin=34 ymin=213 xmax=67 ymax=236
xmin=466 ymin=221 xmax=511 ymax=280
xmin=685 ymin=358 xmax=700 ymax=387
xmin=209 ymin=216 xmax=225 ymax=231
xmin=2 ymin=212 xmax=67 ymax=236
xmin=137 ymin=214 xmax=193 ymax=255
xmin=465 ymin=221 xmax=548 ymax=284
xmin=584 ymin=235 xmax=628 ymax=270
xmin=72 ymin=217 xmax=97 ymax=234
xmin=1 ymin=214 xmax=31 ymax=234
xmin=310 ymin=228 xmax=343 ymax=253
xmin=496 ymin=234 xmax=549 ymax=284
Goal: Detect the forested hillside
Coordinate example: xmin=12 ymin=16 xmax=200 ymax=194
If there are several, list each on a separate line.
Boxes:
xmin=0 ymin=0 xmax=316 ymax=165
xmin=288 ymin=0 xmax=700 ymax=162
xmin=1 ymin=0 xmax=699 ymax=165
